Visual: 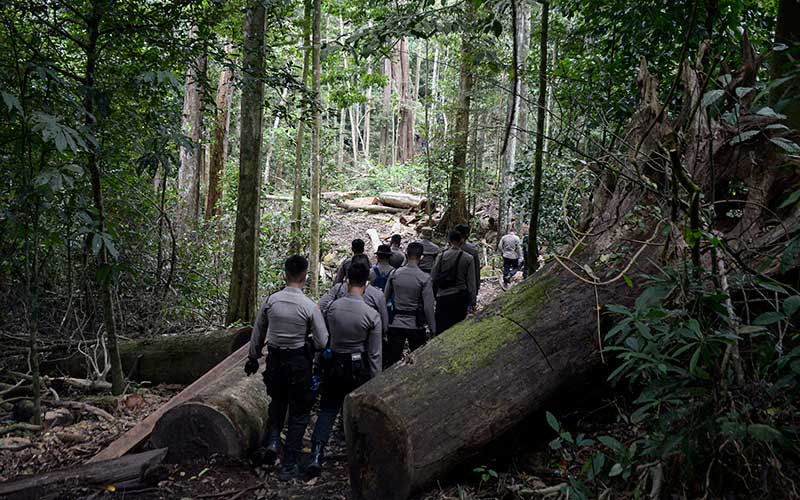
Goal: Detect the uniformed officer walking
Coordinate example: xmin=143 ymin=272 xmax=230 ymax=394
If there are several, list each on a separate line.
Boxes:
xmin=383 ymin=242 xmax=436 ymax=367
xmin=307 ymin=262 xmax=382 ymax=477
xmin=498 ymin=228 xmax=524 ymax=288
xmin=389 ymin=234 xmax=405 ymax=269
xmin=319 ymin=254 xmax=389 ymax=337
xmin=244 ymin=255 xmax=328 ymax=480
xmin=431 ymin=230 xmax=477 ymax=334
xmin=414 ymin=227 xmax=440 ymax=273
xmin=334 ymin=238 xmax=366 ymax=283
xmin=455 ymin=223 xmax=481 ymax=310
xmin=369 ymin=244 xmax=396 ymax=291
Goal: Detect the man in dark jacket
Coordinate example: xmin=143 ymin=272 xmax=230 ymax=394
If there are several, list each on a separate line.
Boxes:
xmin=389 ymin=234 xmax=405 ymax=269
xmin=307 ymin=261 xmax=382 ymax=477
xmin=414 ymin=227 xmax=440 ymax=273
xmin=430 ymin=230 xmax=476 ymax=334
xmin=334 ymin=238 xmax=366 ymax=283
xmin=245 ymin=256 xmax=328 ymax=479
xmin=455 ymin=223 xmax=481 ymax=309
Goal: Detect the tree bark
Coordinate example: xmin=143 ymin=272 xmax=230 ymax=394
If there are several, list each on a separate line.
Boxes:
xmin=309 ymin=0 xmax=322 ymax=295
xmin=226 ymin=1 xmax=267 ymax=325
xmin=290 ymin=0 xmax=312 ymax=255
xmin=379 ymin=58 xmax=392 ymax=166
xmin=0 ymin=448 xmax=168 ymax=497
xmin=264 ymin=86 xmax=289 ymax=183
xmin=83 ymin=2 xmax=124 ymax=396
xmin=178 ymin=27 xmax=207 ymax=234
xmin=770 ymin=0 xmax=800 ymax=129
xmin=441 ymin=30 xmax=474 ymax=231
xmin=149 ymin=351 xmax=268 ymax=462
xmin=206 ymin=45 xmax=234 ymax=219
xmin=396 ymin=38 xmax=415 ymax=164
xmin=527 ymin=1 xmax=549 ymax=272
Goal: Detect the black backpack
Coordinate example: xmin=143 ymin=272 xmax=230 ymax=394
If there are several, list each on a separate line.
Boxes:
xmin=433 ymin=250 xmax=463 ymax=290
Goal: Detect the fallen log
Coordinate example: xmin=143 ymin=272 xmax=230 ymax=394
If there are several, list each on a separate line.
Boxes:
xmin=148 ymin=345 xmax=268 ymax=462
xmin=0 ymin=447 xmax=167 ymax=499
xmin=338 ymin=200 xmax=407 ymax=214
xmin=49 ymin=327 xmax=250 ymax=386
xmin=343 ymin=260 xmax=641 ymax=500
xmin=89 ymin=343 xmax=251 ymax=462
xmin=378 ymin=192 xmax=426 ymax=209
xmin=337 ymin=196 xmax=378 ymax=209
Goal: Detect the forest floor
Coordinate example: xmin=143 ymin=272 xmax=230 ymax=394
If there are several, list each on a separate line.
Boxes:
xmin=0 ymin=206 xmax=543 ymax=499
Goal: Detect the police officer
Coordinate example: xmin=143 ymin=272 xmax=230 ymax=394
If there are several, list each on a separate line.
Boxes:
xmin=383 ymin=242 xmax=436 ymax=367
xmin=414 ymin=226 xmax=440 ymax=273
xmin=245 ymin=255 xmax=328 ymax=479
xmin=319 ymin=254 xmax=389 ymax=337
xmin=455 ymin=223 xmax=481 ymax=309
xmin=431 ymin=230 xmax=476 ymax=334
xmin=307 ymin=262 xmax=382 ymax=477
xmin=334 ymin=238 xmax=366 ymax=283
xmin=498 ymin=228 xmax=524 ymax=288
xmin=370 ymin=244 xmax=396 ymax=291
xmin=388 ymin=234 xmax=405 ymax=269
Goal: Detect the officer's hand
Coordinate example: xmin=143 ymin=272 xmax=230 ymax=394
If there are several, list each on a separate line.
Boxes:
xmin=244 ymin=357 xmax=259 ymax=376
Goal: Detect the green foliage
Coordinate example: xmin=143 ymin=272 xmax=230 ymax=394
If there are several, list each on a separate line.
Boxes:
xmin=548 ymin=267 xmax=800 ymax=498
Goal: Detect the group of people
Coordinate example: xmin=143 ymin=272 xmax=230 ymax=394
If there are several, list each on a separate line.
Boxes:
xmin=243 ymin=225 xmax=482 ymax=480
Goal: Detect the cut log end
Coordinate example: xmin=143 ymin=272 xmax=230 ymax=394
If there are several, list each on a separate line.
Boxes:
xmin=344 ymin=394 xmax=413 ymax=500
xmin=150 ymin=402 xmax=243 ymax=462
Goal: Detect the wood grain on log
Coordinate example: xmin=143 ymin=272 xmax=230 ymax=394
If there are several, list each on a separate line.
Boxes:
xmin=378 ymin=192 xmax=426 ymax=209
xmin=149 ymin=347 xmax=268 ymax=462
xmin=89 ymin=343 xmax=250 ymax=463
xmin=0 ymin=448 xmax=167 ymax=499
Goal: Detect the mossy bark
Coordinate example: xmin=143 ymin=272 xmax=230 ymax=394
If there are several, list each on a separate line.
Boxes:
xmin=344 ymin=263 xmax=642 ymax=500
xmin=47 ymin=327 xmax=250 ymax=386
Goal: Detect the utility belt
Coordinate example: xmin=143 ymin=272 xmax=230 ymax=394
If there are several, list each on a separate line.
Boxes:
xmin=318 ymin=350 xmax=369 ymax=387
xmin=394 ymin=309 xmax=426 ymax=327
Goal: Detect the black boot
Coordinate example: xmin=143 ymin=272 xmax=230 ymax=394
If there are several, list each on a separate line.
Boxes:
xmin=306 ymin=442 xmax=325 ymax=478
xmin=278 ymin=449 xmax=300 ymax=481
xmin=254 ymin=430 xmax=281 ymax=466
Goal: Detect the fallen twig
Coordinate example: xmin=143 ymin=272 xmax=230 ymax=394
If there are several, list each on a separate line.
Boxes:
xmin=52 ymin=400 xmax=114 ymax=421
xmin=197 ymin=483 xmax=260 ymax=499
xmin=0 ymin=423 xmax=41 ymax=436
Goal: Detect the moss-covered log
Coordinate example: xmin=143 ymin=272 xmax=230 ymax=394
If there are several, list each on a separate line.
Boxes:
xmin=47 ymin=327 xmax=251 ymax=386
xmin=148 ymin=351 xmax=268 ymax=462
xmin=343 ymin=261 xmax=640 ymax=500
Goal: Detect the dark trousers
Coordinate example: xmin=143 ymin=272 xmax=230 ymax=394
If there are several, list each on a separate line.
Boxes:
xmin=263 ymin=347 xmax=314 ymax=457
xmin=311 ymin=353 xmax=369 ymax=446
xmin=435 ymin=290 xmax=470 ymax=335
xmin=503 ymin=257 xmax=520 ymax=284
xmin=384 ymin=326 xmax=428 ymax=367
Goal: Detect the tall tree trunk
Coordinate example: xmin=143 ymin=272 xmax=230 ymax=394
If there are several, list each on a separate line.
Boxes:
xmin=527 ymin=1 xmax=549 ymax=273
xmin=350 ymin=106 xmax=359 ymax=168
xmin=379 ymin=58 xmax=392 ymax=166
xmin=206 ymin=44 xmax=235 ymax=219
xmin=226 ymin=0 xmax=267 ymax=325
xmin=771 ymin=0 xmax=800 ymax=129
xmin=264 ymin=86 xmax=289 ymax=183
xmin=338 ymin=107 xmax=346 ymax=172
xmin=442 ymin=32 xmax=474 ymax=230
xmin=290 ymin=0 xmax=312 ymax=254
xmin=499 ymin=0 xmax=531 ymax=235
xmin=309 ymin=0 xmax=322 ymax=295
xmin=396 ymin=38 xmax=415 ymax=164
xmin=178 ymin=28 xmax=207 ymax=235
xmin=364 ymin=61 xmax=372 ymax=163
xmin=413 ymin=44 xmax=422 ymax=102
xmin=84 ymin=1 xmax=124 ymax=395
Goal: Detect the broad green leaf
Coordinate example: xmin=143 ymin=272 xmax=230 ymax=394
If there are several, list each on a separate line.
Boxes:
xmin=730 ymin=130 xmax=759 ymax=145
xmin=609 ymin=463 xmax=623 ymax=477
xmin=598 ymin=435 xmax=624 ymax=453
xmin=92 ymin=233 xmax=103 ymax=256
xmin=748 ymin=424 xmax=783 ymax=443
xmin=770 ymin=137 xmax=800 ymax=154
xmin=781 ymin=235 xmax=800 ymax=273
xmin=623 ymin=274 xmax=633 ymax=288
xmin=546 ymin=411 xmax=560 ymax=432
xmin=783 ymin=295 xmax=800 ymax=316
xmin=735 ymin=87 xmax=753 ymax=98
xmin=701 ymin=89 xmax=724 ymax=107
xmin=757 ymin=106 xmax=786 ymax=119
xmin=753 ymin=311 xmax=785 ymax=326
xmin=779 ymin=190 xmax=800 ymax=208
xmin=1 ymin=91 xmax=22 ymax=114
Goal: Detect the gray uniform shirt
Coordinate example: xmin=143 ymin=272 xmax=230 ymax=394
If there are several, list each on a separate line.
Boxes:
xmin=415 ymin=238 xmax=441 ymax=273
xmin=430 ymin=247 xmax=477 ymax=304
xmin=384 ymin=263 xmax=436 ymax=333
xmin=249 ymin=287 xmax=329 ymax=358
xmin=498 ymin=233 xmax=523 ymax=261
xmin=369 ymin=262 xmax=395 ymax=285
xmin=389 ymin=246 xmax=405 ymax=269
xmin=462 ymin=241 xmax=481 ymax=293
xmin=326 ymin=294 xmax=382 ymax=376
xmin=319 ymin=282 xmax=389 ymax=335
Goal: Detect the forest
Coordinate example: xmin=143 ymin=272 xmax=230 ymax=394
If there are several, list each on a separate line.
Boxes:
xmin=1 ymin=0 xmax=799 ymax=498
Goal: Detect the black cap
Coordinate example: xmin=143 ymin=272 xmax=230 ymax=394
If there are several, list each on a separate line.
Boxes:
xmin=376 ymin=244 xmax=393 ymax=257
